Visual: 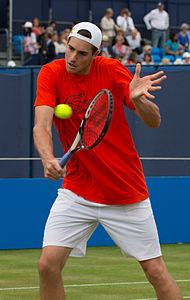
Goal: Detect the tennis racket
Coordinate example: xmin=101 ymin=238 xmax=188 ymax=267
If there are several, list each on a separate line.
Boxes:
xmin=59 ymin=89 xmax=113 ymax=168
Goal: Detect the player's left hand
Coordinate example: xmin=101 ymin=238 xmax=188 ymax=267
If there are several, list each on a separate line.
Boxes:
xmin=129 ymin=63 xmax=167 ymax=102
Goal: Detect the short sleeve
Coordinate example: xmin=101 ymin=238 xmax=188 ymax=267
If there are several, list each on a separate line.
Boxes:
xmin=165 ymin=40 xmax=170 ymax=47
xmin=34 ymin=64 xmax=57 ymax=109
xmin=110 ymin=60 xmax=135 ymax=110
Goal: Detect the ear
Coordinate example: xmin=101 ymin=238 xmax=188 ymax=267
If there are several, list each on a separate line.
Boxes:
xmin=93 ymin=50 xmax=99 ymax=59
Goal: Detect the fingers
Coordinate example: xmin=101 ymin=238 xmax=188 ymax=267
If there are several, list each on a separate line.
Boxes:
xmin=144 ymin=91 xmax=155 ymax=100
xmin=134 ymin=63 xmax=141 ymax=78
xmin=149 ymin=86 xmax=162 ymax=92
xmin=151 ymin=75 xmax=167 ymax=86
xmin=44 ymin=159 xmax=66 ymax=180
xmin=150 ymin=71 xmax=164 ymax=79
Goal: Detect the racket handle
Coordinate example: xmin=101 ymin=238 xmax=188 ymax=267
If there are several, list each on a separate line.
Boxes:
xmin=59 ymin=150 xmax=72 ymax=168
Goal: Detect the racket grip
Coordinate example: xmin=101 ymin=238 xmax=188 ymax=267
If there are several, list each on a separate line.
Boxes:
xmin=59 ymin=150 xmax=72 ymax=168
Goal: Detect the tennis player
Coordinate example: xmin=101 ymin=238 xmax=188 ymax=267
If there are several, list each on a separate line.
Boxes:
xmin=33 ymin=22 xmax=182 ymax=300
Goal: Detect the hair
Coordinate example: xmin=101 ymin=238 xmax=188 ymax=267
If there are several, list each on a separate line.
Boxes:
xmin=45 ymin=32 xmax=53 ymax=40
xmin=143 ymin=53 xmax=152 ymax=62
xmin=39 ymin=23 xmax=46 ymax=29
xmin=24 ymin=27 xmax=32 ymax=36
xmin=170 ymin=32 xmax=178 ymax=42
xmin=106 ymin=8 xmax=113 ymax=15
xmin=128 ymin=51 xmax=137 ymax=63
xmin=120 ymin=8 xmax=130 ymax=16
xmin=77 ymin=29 xmax=98 ymax=54
xmin=49 ymin=20 xmax=56 ymax=26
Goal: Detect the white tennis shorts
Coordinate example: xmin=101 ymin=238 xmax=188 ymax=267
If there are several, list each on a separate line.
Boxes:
xmin=43 ymin=189 xmax=162 ymax=261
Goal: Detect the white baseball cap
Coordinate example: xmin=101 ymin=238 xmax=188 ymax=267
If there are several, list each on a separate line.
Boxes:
xmin=69 ymin=22 xmax=102 ymax=49
xmin=183 ymin=52 xmax=190 ymax=58
xmin=23 ymin=21 xmax=32 ymax=28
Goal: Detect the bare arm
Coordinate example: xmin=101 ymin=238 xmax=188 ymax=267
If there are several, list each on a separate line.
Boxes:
xmin=33 ymin=105 xmax=66 ymax=180
xmin=129 ymin=63 xmax=167 ymax=128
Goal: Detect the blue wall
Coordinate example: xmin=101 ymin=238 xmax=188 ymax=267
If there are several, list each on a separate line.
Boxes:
xmin=0 ymin=177 xmax=189 ymax=250
xmin=12 ymin=0 xmax=190 ymax=27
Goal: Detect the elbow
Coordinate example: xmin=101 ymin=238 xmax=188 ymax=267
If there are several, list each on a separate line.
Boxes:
xmin=149 ymin=115 xmax=161 ymax=128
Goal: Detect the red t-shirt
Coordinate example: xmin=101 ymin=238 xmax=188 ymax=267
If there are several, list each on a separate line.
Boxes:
xmin=34 ymin=56 xmax=149 ymax=205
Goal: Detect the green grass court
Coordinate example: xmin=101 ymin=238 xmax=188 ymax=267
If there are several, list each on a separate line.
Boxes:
xmin=0 ymin=244 xmax=189 ymax=300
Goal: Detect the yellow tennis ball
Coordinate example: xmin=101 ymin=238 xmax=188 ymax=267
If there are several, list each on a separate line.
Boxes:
xmin=54 ymin=104 xmax=72 ymax=119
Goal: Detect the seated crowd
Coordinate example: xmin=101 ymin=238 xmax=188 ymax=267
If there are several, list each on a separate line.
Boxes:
xmin=17 ymin=8 xmax=190 ymax=66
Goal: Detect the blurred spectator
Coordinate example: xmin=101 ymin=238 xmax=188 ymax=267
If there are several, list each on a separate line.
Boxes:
xmin=143 ymin=2 xmax=169 ymax=48
xmin=32 ymin=17 xmax=41 ymax=36
xmin=183 ymin=52 xmax=190 ymax=64
xmin=178 ymin=23 xmax=189 ymax=52
xmin=126 ymin=29 xmax=142 ymax=54
xmin=61 ymin=28 xmax=71 ymax=46
xmin=142 ymin=53 xmax=154 ymax=65
xmin=160 ymin=57 xmax=171 ymax=65
xmin=127 ymin=51 xmax=138 ymax=64
xmin=112 ymin=28 xmax=129 ymax=46
xmin=46 ymin=21 xmax=58 ymax=35
xmin=45 ymin=32 xmax=56 ymax=63
xmin=116 ymin=8 xmax=135 ymax=37
xmin=37 ymin=23 xmax=47 ymax=65
xmin=100 ymin=8 xmax=118 ymax=44
xmin=52 ymin=33 xmax=58 ymax=43
xmin=187 ymin=26 xmax=190 ymax=51
xmin=99 ymin=35 xmax=113 ymax=57
xmin=139 ymin=45 xmax=153 ymax=62
xmin=23 ymin=21 xmax=39 ymax=62
xmin=174 ymin=58 xmax=183 ymax=65
xmin=54 ymin=31 xmax=67 ymax=56
xmin=112 ymin=36 xmax=129 ymax=63
xmin=165 ymin=33 xmax=182 ymax=56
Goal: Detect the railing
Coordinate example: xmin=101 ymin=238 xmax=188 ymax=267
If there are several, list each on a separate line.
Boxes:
xmin=0 ymin=28 xmax=9 ymax=63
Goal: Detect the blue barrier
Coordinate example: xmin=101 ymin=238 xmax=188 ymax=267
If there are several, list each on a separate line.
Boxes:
xmin=0 ymin=177 xmax=189 ymax=250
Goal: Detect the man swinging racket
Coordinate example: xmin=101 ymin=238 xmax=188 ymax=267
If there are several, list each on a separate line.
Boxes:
xmin=33 ymin=22 xmax=182 ymax=300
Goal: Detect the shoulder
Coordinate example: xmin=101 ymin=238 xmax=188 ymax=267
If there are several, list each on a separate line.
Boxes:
xmin=40 ymin=59 xmax=66 ymax=76
xmin=164 ymin=10 xmax=169 ymax=16
xmin=165 ymin=39 xmax=171 ymax=46
xmin=94 ymin=56 xmax=120 ymax=68
xmin=151 ymin=9 xmax=157 ymax=14
xmin=94 ymin=57 xmax=132 ymax=78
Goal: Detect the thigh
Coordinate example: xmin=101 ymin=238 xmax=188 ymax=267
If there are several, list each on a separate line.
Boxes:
xmin=100 ymin=199 xmax=162 ymax=261
xmin=152 ymin=30 xmax=159 ymax=48
xmin=159 ymin=31 xmax=166 ymax=48
xmin=43 ymin=189 xmax=99 ymax=257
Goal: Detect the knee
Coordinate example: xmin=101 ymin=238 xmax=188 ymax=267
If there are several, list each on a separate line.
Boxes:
xmin=38 ymin=255 xmax=60 ymax=278
xmin=142 ymin=259 xmax=168 ymax=287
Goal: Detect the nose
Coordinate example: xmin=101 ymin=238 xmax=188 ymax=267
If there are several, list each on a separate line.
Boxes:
xmin=70 ymin=51 xmax=77 ymax=62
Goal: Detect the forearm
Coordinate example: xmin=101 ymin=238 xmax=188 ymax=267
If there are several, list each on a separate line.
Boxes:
xmin=132 ymin=96 xmax=161 ymax=128
xmin=33 ymin=124 xmax=55 ymax=166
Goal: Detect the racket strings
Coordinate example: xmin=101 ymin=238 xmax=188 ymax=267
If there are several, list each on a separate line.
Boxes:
xmin=83 ymin=93 xmax=109 ymax=148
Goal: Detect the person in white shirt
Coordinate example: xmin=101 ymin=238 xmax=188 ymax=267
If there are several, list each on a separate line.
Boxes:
xmin=116 ymin=8 xmax=135 ymax=37
xmin=126 ymin=29 xmax=142 ymax=54
xmin=100 ymin=8 xmax=118 ymax=44
xmin=143 ymin=2 xmax=169 ymax=48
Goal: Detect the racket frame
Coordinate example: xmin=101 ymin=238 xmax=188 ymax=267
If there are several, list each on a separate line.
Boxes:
xmin=59 ymin=89 xmax=113 ymax=167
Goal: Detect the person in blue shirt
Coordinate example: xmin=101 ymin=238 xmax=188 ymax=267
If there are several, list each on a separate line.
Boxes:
xmin=177 ymin=23 xmax=189 ymax=52
xmin=165 ymin=33 xmax=182 ymax=57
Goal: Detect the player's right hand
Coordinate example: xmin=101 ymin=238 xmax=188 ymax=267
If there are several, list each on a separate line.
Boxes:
xmin=43 ymin=159 xmax=66 ymax=181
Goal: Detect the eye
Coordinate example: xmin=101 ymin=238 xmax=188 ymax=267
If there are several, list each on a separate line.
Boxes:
xmin=69 ymin=45 xmax=74 ymax=51
xmin=79 ymin=51 xmax=88 ymax=56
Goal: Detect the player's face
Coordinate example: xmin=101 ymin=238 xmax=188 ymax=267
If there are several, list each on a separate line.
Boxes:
xmin=65 ymin=37 xmax=99 ymax=75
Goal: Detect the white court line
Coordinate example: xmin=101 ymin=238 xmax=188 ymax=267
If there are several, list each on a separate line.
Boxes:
xmin=0 ymin=157 xmax=190 ymax=161
xmin=0 ymin=279 xmax=189 ymax=291
xmin=134 ymin=297 xmax=190 ymax=300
